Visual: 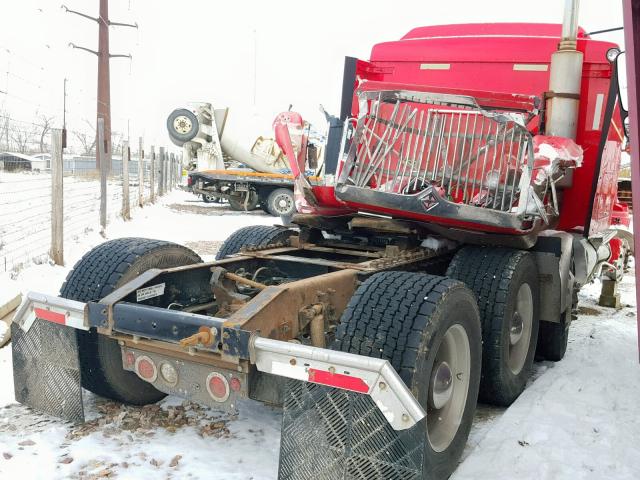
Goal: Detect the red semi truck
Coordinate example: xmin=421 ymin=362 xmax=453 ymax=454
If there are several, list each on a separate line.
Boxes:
xmin=10 ymin=2 xmax=635 ymax=479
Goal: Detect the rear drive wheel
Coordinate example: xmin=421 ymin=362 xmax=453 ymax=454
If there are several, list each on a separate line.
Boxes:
xmin=537 ymin=301 xmax=575 ymax=361
xmin=215 ymin=225 xmax=293 ymax=260
xmin=266 ymin=188 xmax=295 ymax=217
xmin=332 ymin=271 xmax=482 ymax=479
xmin=447 ymin=246 xmax=540 ymax=406
xmin=60 ymin=238 xmax=202 ymax=405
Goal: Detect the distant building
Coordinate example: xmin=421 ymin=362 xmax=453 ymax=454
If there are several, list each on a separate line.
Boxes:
xmin=0 ymin=152 xmax=37 ymax=172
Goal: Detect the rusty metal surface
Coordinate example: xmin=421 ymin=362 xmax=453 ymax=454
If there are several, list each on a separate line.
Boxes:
xmin=11 ymin=320 xmax=84 ymax=423
xmin=227 ymin=270 xmax=359 ymax=341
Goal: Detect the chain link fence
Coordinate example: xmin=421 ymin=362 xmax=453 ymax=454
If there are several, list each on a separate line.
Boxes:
xmin=0 ymin=121 xmax=182 ymax=273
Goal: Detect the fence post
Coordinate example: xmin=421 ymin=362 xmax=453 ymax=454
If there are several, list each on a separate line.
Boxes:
xmin=122 ymin=140 xmax=131 ymax=220
xmin=171 ymin=153 xmax=176 ymax=190
xmin=138 ymin=137 xmax=144 ymax=207
xmin=150 ymin=145 xmax=156 ymax=203
xmin=158 ymin=146 xmax=165 ymax=196
xmin=50 ymin=129 xmax=64 ymax=266
xmin=168 ymin=153 xmax=173 ymax=191
xmin=162 ymin=150 xmax=166 ymax=194
xmin=98 ymin=118 xmax=107 ymax=231
xmin=167 ymin=150 xmax=171 ymax=191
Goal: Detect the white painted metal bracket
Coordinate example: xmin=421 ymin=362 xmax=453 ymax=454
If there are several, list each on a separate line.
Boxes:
xmin=252 ymin=336 xmax=426 ymax=431
xmin=14 ymin=292 xmax=88 ymax=333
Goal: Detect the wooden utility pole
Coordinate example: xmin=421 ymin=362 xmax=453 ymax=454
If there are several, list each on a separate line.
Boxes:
xmin=63 ymin=1 xmax=137 ymax=170
xmin=98 ymin=118 xmax=107 ymax=231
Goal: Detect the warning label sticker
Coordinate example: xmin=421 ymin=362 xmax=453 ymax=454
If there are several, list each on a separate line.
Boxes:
xmin=136 ymin=283 xmax=166 ymax=302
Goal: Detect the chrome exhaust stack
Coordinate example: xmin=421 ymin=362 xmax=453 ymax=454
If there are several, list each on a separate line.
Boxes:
xmin=545 ymin=0 xmax=583 ymax=140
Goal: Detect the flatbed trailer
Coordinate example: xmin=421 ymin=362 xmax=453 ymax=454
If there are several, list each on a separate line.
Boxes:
xmin=189 ymin=169 xmax=322 ymax=216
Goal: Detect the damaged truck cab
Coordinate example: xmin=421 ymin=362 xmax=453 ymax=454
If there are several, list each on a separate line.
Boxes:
xmin=11 ymin=5 xmax=633 ymax=480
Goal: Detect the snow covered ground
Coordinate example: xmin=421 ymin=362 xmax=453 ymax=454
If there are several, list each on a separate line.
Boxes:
xmin=0 ymin=189 xmax=638 ymax=480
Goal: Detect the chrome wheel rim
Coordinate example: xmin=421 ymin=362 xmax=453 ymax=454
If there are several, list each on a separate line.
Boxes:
xmin=173 ymin=115 xmax=192 ymax=135
xmin=507 ymin=283 xmax=533 ymax=375
xmin=427 ymin=324 xmax=471 ymax=453
xmin=273 ymin=193 xmax=293 ymax=215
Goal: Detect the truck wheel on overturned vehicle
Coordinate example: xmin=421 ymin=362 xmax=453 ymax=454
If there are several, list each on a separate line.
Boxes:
xmin=331 ymin=272 xmax=482 ymax=479
xmin=60 ymin=238 xmax=202 ymax=405
xmin=265 ymin=188 xmax=295 ymax=217
xmin=215 ymin=225 xmax=293 ymax=260
xmin=202 ymin=193 xmax=220 ymax=203
xmin=447 ymin=246 xmax=540 ymax=406
xmin=166 ymin=108 xmax=199 ymax=147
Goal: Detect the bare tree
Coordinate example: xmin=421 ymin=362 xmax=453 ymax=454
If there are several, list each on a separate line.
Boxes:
xmin=0 ymin=110 xmax=10 ymax=150
xmin=112 ymin=130 xmax=124 ymax=156
xmin=73 ymin=119 xmax=96 ymax=155
xmin=37 ymin=114 xmax=55 ymax=153
xmin=10 ymin=123 xmax=35 ymax=154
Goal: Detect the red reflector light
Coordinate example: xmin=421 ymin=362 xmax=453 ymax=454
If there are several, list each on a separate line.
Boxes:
xmin=125 ymin=351 xmax=136 ymax=368
xmin=34 ymin=308 xmax=66 ymax=325
xmin=229 ymin=377 xmax=241 ymax=392
xmin=206 ymin=372 xmax=230 ymax=402
xmin=135 ymin=356 xmax=157 ymax=382
xmin=308 ymin=368 xmax=369 ymax=394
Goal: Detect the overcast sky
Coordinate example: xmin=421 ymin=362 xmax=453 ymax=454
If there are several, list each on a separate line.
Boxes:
xmin=0 ymin=0 xmax=626 ymax=150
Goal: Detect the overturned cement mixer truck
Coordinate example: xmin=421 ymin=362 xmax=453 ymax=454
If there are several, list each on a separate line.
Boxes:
xmin=166 ymin=103 xmax=331 ymax=216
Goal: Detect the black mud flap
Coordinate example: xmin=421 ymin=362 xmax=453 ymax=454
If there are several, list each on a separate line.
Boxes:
xmin=11 ymin=320 xmax=84 ymax=423
xmin=278 ymin=380 xmax=425 ymax=480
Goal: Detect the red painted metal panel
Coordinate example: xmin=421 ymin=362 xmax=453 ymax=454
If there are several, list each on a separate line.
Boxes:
xmin=363 ymin=26 xmax=622 ymax=234
xmin=622 ymin=0 xmax=640 ymax=361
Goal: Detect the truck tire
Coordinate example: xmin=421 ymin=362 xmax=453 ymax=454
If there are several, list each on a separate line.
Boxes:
xmin=215 ymin=225 xmax=293 ymax=260
xmin=228 ymin=191 xmax=259 ymax=211
xmin=60 ymin=238 xmax=202 ymax=405
xmin=536 ymin=308 xmax=573 ymax=362
xmin=265 ymin=188 xmax=295 ymax=217
xmin=332 ymin=272 xmax=482 ymax=480
xmin=447 ymin=246 xmax=540 ymax=406
xmin=167 ymin=108 xmax=199 ymax=147
xmin=202 ymin=193 xmax=220 ymax=203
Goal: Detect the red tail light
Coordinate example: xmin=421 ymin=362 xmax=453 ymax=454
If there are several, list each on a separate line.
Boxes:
xmin=206 ymin=372 xmax=230 ymax=402
xmin=135 ymin=356 xmax=157 ymax=382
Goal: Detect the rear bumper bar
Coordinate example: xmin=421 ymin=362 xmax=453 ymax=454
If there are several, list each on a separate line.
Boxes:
xmin=14 ymin=291 xmax=426 ymax=431
xmin=252 ymin=337 xmax=425 ymax=430
xmin=14 ymin=292 xmax=88 ymax=332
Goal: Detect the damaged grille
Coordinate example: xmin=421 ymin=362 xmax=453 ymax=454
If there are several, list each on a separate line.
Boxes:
xmin=337 ymin=89 xmax=535 ymax=216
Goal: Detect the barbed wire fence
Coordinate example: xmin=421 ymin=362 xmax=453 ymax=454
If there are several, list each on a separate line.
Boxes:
xmin=0 ymin=117 xmax=182 ymax=274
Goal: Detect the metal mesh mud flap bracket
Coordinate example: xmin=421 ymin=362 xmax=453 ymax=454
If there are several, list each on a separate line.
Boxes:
xmin=279 ymin=380 xmax=425 ymax=480
xmin=11 ymin=319 xmax=84 ymax=422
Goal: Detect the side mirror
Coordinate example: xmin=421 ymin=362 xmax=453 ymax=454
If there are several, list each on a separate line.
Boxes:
xmin=616 ymin=51 xmax=629 ymax=113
